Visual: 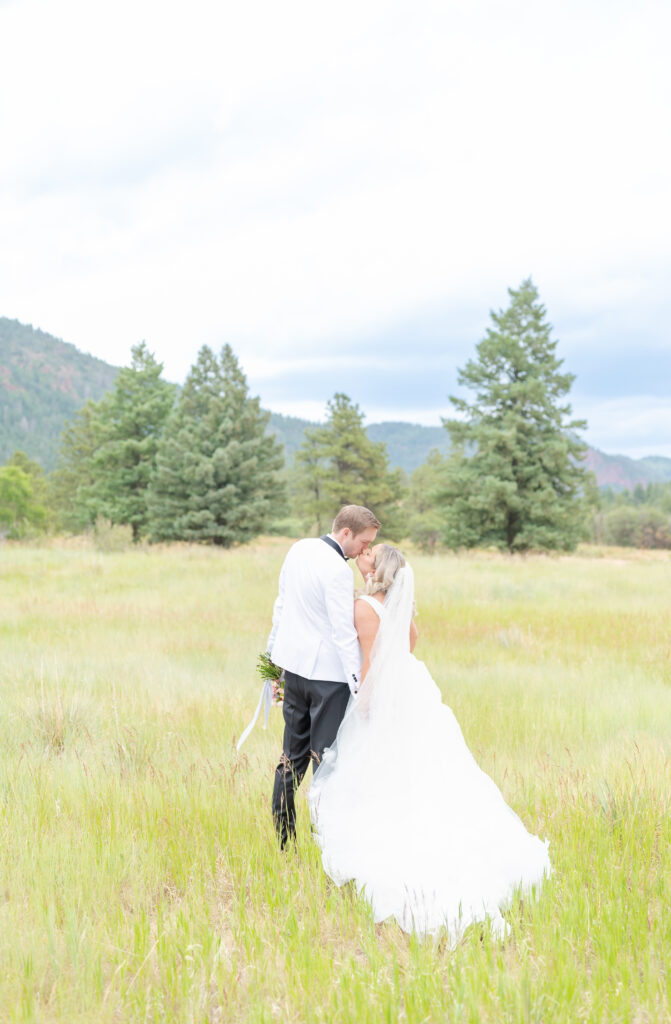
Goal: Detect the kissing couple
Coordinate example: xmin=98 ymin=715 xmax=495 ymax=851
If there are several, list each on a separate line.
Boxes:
xmin=266 ymin=505 xmax=550 ymax=940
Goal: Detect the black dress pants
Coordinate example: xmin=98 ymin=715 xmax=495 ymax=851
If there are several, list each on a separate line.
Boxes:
xmin=271 ymin=670 xmax=350 ymax=848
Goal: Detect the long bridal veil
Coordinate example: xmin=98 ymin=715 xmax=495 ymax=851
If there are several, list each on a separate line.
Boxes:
xmin=309 ymin=564 xmax=550 ymax=940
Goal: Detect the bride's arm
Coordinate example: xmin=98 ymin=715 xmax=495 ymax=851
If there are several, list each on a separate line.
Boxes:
xmin=355 ymin=602 xmax=419 ymax=676
xmin=353 ymin=600 xmax=380 ymax=682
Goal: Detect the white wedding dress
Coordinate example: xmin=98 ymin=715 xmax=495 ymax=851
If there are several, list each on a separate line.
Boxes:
xmin=308 ymin=566 xmax=551 ymax=941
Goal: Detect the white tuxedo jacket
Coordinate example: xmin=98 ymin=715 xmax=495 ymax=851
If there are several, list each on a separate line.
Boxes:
xmin=267 ymin=538 xmax=361 ymax=694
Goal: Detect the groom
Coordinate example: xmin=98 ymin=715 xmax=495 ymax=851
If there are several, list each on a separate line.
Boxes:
xmin=267 ymin=504 xmax=381 ymax=847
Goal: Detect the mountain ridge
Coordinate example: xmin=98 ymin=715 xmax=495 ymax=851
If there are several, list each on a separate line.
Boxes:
xmin=2 ymin=317 xmax=670 ymax=486
xmin=0 ymin=317 xmax=119 ymax=469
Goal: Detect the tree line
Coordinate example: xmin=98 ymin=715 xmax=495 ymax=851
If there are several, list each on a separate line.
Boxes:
xmin=593 ymin=481 xmax=671 ymax=549
xmin=3 ymin=278 xmax=661 ymax=551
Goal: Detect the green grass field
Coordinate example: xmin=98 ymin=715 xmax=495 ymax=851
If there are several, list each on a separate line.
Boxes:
xmin=1 ymin=538 xmax=670 ymax=1023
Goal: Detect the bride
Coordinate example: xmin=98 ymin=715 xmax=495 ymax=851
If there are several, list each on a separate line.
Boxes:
xmin=308 ymin=544 xmax=551 ymax=941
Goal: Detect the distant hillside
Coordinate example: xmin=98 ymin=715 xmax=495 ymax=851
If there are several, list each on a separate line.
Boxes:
xmin=267 ymin=413 xmax=450 ymax=473
xmin=2 ymin=316 xmax=671 ymax=487
xmin=584 ymin=448 xmax=671 ymax=490
xmin=638 ymin=455 xmax=671 ymax=479
xmin=269 ymin=414 xmax=671 ymax=484
xmin=266 ymin=413 xmax=315 ymax=462
xmin=0 ymin=318 xmax=119 ymax=470
xmin=366 ymin=421 xmax=451 ymax=472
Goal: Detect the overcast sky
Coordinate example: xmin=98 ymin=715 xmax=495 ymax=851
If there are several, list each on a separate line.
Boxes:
xmin=1 ymin=0 xmax=669 ymax=457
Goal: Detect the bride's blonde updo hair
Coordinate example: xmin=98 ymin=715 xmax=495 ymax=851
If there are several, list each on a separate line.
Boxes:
xmin=364 ymin=544 xmax=406 ymax=596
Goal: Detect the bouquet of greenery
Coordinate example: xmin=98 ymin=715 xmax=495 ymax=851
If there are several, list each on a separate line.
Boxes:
xmin=257 ymin=652 xmax=284 ymax=703
xmin=236 ymin=654 xmax=285 ymax=752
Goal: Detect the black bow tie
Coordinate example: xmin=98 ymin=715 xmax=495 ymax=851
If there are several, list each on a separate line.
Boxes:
xmin=320 ymin=535 xmax=348 ymax=561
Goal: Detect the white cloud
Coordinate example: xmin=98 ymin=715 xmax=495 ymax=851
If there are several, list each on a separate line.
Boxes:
xmin=1 ymin=0 xmax=670 ymax=454
xmin=574 ymin=396 xmax=671 ymax=459
xmin=265 ymin=396 xmax=449 ymax=428
xmin=265 ymin=399 xmax=331 ymax=424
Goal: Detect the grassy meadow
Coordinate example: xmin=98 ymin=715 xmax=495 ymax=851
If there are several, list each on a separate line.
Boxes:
xmin=1 ymin=537 xmax=670 ymax=1023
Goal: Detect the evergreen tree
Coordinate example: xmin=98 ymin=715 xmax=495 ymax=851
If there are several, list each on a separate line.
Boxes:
xmin=441 ymin=278 xmax=591 ymax=552
xmin=294 ymin=393 xmax=405 ymax=538
xmin=90 ymin=343 xmax=176 ymax=540
xmin=47 ymin=344 xmax=175 ymax=537
xmin=405 ymin=449 xmax=447 ymax=553
xmin=48 ymin=400 xmax=106 ymax=532
xmin=147 ymin=344 xmax=285 ymax=545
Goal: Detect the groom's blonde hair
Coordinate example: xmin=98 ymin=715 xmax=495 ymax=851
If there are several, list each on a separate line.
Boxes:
xmin=332 ymin=505 xmax=381 ymax=535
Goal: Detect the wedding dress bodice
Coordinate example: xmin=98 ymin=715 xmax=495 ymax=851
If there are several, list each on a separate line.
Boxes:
xmin=356 ymin=594 xmax=385 ymax=617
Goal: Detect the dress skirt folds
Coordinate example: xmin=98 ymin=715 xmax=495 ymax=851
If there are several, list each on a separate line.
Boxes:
xmin=308 ymin=576 xmax=550 ymax=941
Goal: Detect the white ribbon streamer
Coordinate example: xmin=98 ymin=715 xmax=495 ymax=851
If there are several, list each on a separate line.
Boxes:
xmin=236 ymin=679 xmax=274 ymax=752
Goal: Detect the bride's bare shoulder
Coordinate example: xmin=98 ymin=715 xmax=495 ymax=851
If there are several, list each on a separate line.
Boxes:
xmin=354 ymin=596 xmax=383 ymax=626
xmin=354 ymin=598 xmax=380 ymax=642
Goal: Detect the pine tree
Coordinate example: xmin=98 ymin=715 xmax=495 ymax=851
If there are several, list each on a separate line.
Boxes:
xmin=48 ymin=400 xmax=106 ymax=532
xmin=294 ymin=393 xmax=405 ymax=538
xmin=91 ymin=343 xmax=176 ymax=540
xmin=47 ymin=345 xmax=175 ymax=537
xmin=147 ymin=344 xmax=285 ymax=545
xmin=441 ymin=278 xmax=591 ymax=552
xmin=406 ymin=450 xmax=447 ymax=553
